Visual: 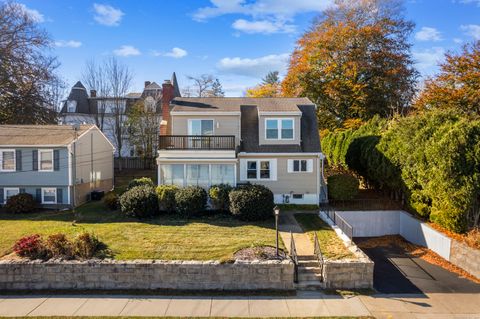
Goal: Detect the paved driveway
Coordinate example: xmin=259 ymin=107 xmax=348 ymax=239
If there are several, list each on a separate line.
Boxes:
xmin=355 ymin=237 xmax=480 ymax=294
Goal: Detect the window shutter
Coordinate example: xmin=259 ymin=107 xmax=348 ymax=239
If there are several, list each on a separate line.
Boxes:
xmin=35 ymin=188 xmax=41 ymax=203
xmin=53 ymin=150 xmax=60 ymax=171
xmin=0 ymin=188 xmax=3 ymax=204
xmin=32 ymin=150 xmax=38 ymax=171
xmin=57 ymin=188 xmax=63 ymax=204
xmin=239 ymin=159 xmax=247 ymax=181
xmin=19 ymin=188 xmax=25 ymax=194
xmin=270 ymin=159 xmax=277 ymax=181
xmin=287 ymin=159 xmax=293 ymax=173
xmin=307 ymin=159 xmax=314 ymax=173
xmin=15 ymin=150 xmax=22 ymax=171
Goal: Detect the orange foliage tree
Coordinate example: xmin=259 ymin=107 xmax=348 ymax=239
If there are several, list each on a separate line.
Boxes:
xmin=282 ymin=0 xmax=418 ymax=130
xmin=414 ymin=41 xmax=480 ymax=115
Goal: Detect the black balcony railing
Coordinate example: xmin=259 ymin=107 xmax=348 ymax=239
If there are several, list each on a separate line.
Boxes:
xmin=158 ymin=135 xmax=236 ymax=150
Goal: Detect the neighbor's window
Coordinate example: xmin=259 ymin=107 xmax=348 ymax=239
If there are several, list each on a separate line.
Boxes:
xmin=1 ymin=150 xmax=15 ymax=172
xmin=67 ymin=100 xmax=77 ymax=113
xmin=4 ymin=188 xmax=19 ymax=203
xmin=265 ymin=119 xmax=294 ymax=140
xmin=39 ymin=150 xmax=53 ymax=171
xmin=42 ymin=188 xmax=57 ymax=204
xmin=211 ymin=164 xmax=235 ymax=185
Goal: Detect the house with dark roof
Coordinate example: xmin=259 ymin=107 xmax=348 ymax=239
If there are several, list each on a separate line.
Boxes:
xmin=59 ymin=73 xmax=181 ymax=157
xmin=157 ymin=97 xmax=327 ymax=204
xmin=0 ymin=124 xmax=115 ymax=208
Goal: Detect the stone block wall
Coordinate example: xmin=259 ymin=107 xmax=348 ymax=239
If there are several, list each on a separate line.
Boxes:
xmin=450 ymin=240 xmax=480 ymax=279
xmin=0 ymin=259 xmax=294 ymax=291
xmin=322 ymin=259 xmax=374 ymax=289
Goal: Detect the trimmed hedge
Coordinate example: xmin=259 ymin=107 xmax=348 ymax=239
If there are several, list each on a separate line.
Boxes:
xmin=209 ymin=184 xmax=233 ymax=211
xmin=5 ymin=193 xmax=36 ymax=214
xmin=127 ymin=177 xmax=154 ymax=190
xmin=327 ymin=174 xmax=359 ymax=200
xmin=174 ymin=186 xmax=207 ymax=217
xmin=119 ymin=185 xmax=159 ymax=218
xmin=103 ymin=191 xmax=119 ymax=210
xmin=229 ymin=185 xmax=274 ymax=221
xmin=156 ymin=185 xmax=178 ymax=212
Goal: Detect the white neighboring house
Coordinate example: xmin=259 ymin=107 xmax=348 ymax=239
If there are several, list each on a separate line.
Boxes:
xmin=59 ymin=73 xmax=181 ymax=157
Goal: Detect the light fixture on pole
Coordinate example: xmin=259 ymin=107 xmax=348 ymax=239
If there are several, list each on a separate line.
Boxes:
xmin=274 ymin=205 xmax=280 ymax=257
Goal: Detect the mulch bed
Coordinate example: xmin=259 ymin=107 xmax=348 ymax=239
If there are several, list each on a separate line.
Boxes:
xmin=234 ymin=246 xmax=287 ymax=261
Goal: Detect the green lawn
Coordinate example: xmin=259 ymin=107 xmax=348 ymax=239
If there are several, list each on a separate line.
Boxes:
xmin=0 ymin=200 xmax=284 ymax=261
xmin=294 ymin=213 xmax=355 ymax=260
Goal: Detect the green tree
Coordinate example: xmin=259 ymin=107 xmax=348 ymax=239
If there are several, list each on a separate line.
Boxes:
xmin=127 ymin=98 xmax=160 ymax=158
xmin=262 ymin=71 xmax=280 ymax=85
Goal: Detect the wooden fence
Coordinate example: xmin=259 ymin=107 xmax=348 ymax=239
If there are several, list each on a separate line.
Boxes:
xmin=114 ymin=157 xmax=156 ymax=170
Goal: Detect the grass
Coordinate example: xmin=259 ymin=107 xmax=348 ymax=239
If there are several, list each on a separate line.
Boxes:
xmin=294 ymin=213 xmax=355 ymax=260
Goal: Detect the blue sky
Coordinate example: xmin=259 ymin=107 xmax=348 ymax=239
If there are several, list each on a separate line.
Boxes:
xmin=17 ymin=0 xmax=480 ymax=96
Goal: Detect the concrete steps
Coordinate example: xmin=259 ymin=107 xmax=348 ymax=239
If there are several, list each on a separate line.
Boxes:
xmin=295 ymin=255 xmax=323 ymax=291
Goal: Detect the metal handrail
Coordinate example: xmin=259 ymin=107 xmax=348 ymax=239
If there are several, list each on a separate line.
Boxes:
xmin=334 ymin=213 xmax=354 ymax=239
xmin=313 ymin=232 xmax=324 ymax=281
xmin=290 ymin=231 xmax=299 ymax=283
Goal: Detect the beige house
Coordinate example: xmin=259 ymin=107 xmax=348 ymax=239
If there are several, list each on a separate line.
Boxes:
xmin=157 ymin=92 xmax=327 ymax=205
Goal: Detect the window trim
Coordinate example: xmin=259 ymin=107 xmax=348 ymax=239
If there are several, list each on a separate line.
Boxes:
xmin=264 ymin=118 xmax=295 ymax=141
xmin=0 ymin=149 xmax=16 ymax=172
xmin=187 ymin=119 xmax=215 ymax=136
xmin=41 ymin=187 xmax=57 ymax=204
xmin=4 ymin=187 xmax=19 ymax=204
xmin=38 ymin=149 xmax=54 ymax=172
xmin=246 ymin=160 xmax=273 ymax=181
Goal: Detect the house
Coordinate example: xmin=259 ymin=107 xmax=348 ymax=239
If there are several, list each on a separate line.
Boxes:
xmin=0 ymin=124 xmax=115 ymax=208
xmin=157 ymin=84 xmax=327 ymax=204
xmin=59 ymin=73 xmax=181 ymax=157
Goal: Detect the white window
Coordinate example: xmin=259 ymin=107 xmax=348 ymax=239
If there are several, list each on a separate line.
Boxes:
xmin=42 ymin=188 xmax=57 ymax=204
xmin=265 ymin=119 xmax=294 ymax=140
xmin=0 ymin=150 xmax=15 ymax=172
xmin=39 ymin=150 xmax=53 ymax=172
xmin=4 ymin=188 xmax=19 ymax=203
xmin=188 ymin=119 xmax=214 ymax=136
xmin=288 ymin=159 xmax=313 ymax=173
xmin=186 ymin=164 xmax=209 ymax=187
xmin=211 ymin=164 xmax=235 ymax=185
xmin=245 ymin=159 xmax=276 ymax=181
xmin=160 ymin=164 xmax=185 ymax=187
xmin=67 ymin=100 xmax=77 ymax=113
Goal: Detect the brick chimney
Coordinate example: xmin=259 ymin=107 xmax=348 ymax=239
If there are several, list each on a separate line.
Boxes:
xmin=145 ymin=81 xmax=151 ymax=88
xmin=90 ymin=90 xmax=97 ymax=98
xmin=160 ymin=80 xmax=174 ymax=135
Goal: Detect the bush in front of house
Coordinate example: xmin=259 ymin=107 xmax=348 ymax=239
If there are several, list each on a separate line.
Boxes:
xmin=229 ymin=184 xmax=274 ymax=221
xmin=156 ymin=185 xmax=178 ymax=212
xmin=73 ymin=232 xmax=100 ymax=259
xmin=174 ymin=186 xmax=207 ymax=217
xmin=209 ymin=184 xmax=233 ymax=211
xmin=127 ymin=177 xmax=154 ymax=190
xmin=327 ymin=174 xmax=359 ymax=200
xmin=119 ymin=185 xmax=159 ymax=218
xmin=5 ymin=193 xmax=37 ymax=214
xmin=45 ymin=233 xmax=74 ymax=259
xmin=13 ymin=234 xmax=48 ymax=259
xmin=103 ymin=191 xmax=119 ymax=210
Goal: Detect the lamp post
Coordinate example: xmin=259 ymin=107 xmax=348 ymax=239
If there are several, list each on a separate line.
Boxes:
xmin=274 ymin=205 xmax=280 ymax=257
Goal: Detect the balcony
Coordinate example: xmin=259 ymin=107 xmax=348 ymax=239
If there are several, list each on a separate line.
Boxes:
xmin=158 ymin=135 xmax=236 ymax=150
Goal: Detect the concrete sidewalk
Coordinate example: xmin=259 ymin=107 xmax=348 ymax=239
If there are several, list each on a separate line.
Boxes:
xmin=1 ymin=292 xmax=479 ymax=318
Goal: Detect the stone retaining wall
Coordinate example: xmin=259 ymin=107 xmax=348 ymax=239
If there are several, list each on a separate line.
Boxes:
xmin=322 ymin=259 xmax=374 ymax=289
xmin=450 ymin=240 xmax=480 ymax=279
xmin=0 ymin=259 xmax=294 ymax=291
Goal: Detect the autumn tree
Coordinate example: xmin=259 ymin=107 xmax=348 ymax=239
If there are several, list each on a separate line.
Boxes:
xmin=282 ymin=0 xmax=418 ymax=130
xmin=414 ymin=41 xmax=480 ymax=115
xmin=246 ymin=71 xmax=282 ymax=97
xmin=0 ymin=2 xmax=62 ymax=124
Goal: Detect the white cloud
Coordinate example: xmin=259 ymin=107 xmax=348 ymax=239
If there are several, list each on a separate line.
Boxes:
xmin=460 ymin=0 xmax=480 ymax=6
xmin=93 ymin=3 xmax=124 ymax=26
xmin=412 ymin=47 xmax=445 ymax=75
xmin=453 ymin=38 xmax=463 ymax=44
xmin=164 ymin=47 xmax=188 ymax=58
xmin=217 ymin=53 xmax=290 ymax=77
xmin=113 ymin=45 xmax=141 ymax=57
xmin=232 ymin=19 xmax=295 ymax=34
xmin=18 ymin=3 xmax=44 ymax=23
xmin=55 ymin=40 xmax=82 ymax=48
xmin=415 ymin=27 xmax=442 ymax=42
xmin=461 ymin=24 xmax=480 ymax=40
xmin=193 ymin=0 xmax=332 ymax=34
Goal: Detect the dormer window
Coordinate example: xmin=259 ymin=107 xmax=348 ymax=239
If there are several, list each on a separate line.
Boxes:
xmin=265 ymin=119 xmax=294 ymax=140
xmin=67 ymin=100 xmax=77 ymax=113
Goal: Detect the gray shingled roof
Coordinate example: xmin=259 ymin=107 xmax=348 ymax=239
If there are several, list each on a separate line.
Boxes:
xmin=171 ymin=97 xmax=313 ymax=113
xmin=0 ymin=125 xmax=94 ymax=146
xmin=60 ymin=81 xmax=91 ymax=114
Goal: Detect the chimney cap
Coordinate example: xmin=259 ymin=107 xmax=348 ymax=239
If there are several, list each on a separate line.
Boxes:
xmin=163 ymin=80 xmax=172 ymax=85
